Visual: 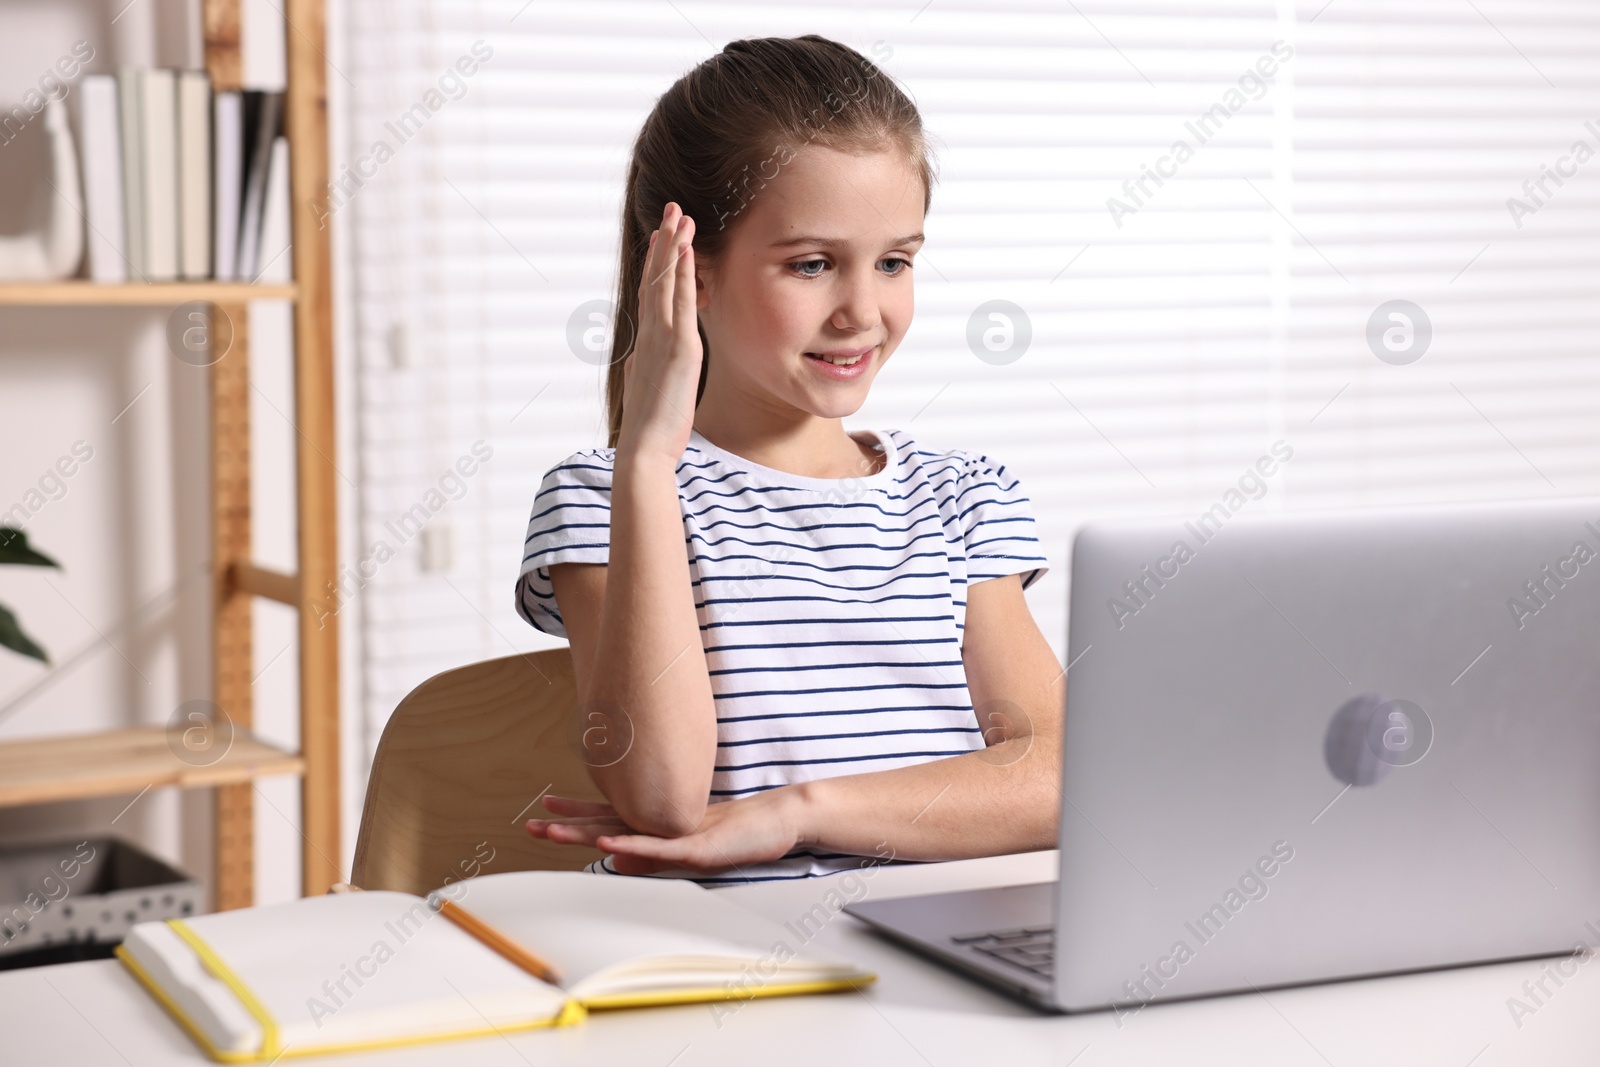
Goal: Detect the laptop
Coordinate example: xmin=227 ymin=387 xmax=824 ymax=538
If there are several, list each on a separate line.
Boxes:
xmin=844 ymin=495 xmax=1600 ymax=1014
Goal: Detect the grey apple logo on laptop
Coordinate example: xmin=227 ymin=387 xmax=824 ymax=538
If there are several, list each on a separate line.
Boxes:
xmin=1324 ymin=693 xmax=1434 ymax=786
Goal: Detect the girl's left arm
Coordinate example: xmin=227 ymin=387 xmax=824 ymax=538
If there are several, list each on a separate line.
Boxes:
xmin=528 ymin=573 xmax=1066 ymax=871
xmin=792 ymin=570 xmax=1064 ymax=861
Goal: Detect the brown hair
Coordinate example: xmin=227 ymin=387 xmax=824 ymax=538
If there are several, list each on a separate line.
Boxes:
xmin=602 ymin=35 xmax=937 ymax=448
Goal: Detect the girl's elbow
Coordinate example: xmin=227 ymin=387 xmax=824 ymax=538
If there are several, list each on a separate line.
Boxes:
xmin=595 ymin=769 xmax=708 ymax=837
xmin=623 ymin=793 xmax=706 ymax=838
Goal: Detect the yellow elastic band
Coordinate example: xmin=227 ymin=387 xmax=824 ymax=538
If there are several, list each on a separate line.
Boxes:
xmin=579 ymin=973 xmax=875 ymax=1011
xmin=167 ymin=919 xmax=283 ymax=1061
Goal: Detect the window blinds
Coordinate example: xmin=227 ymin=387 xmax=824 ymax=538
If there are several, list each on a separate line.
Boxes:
xmin=336 ymin=0 xmax=1600 ymax=762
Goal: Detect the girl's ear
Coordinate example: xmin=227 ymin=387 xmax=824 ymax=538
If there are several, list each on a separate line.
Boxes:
xmin=694 ymin=257 xmax=713 ymax=311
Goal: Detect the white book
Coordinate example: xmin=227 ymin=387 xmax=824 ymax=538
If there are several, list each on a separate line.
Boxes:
xmin=118 ymin=870 xmax=874 ymax=1062
xmin=78 ymin=76 xmax=128 ymax=283
xmin=176 ymin=71 xmax=211 ymax=280
xmin=211 ymin=91 xmax=243 ymax=282
xmin=251 ymin=137 xmax=291 ymax=283
xmin=138 ymin=68 xmax=179 ymax=281
xmin=116 ymin=67 xmax=144 ymax=280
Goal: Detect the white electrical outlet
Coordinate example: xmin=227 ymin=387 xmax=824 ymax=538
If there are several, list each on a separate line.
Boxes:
xmin=387 ymin=321 xmax=412 ymax=368
xmin=421 ymin=523 xmax=454 ymax=572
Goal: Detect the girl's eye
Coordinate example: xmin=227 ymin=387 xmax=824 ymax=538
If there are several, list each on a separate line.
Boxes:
xmin=787 ymin=255 xmax=915 ymax=278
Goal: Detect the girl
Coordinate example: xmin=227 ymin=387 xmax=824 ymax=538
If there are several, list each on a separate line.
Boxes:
xmin=515 ymin=35 xmax=1063 ymax=885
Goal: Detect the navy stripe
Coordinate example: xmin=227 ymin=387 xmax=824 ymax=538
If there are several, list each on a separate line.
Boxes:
xmin=704 ymin=636 xmax=959 ymax=654
xmin=685 ymin=499 xmax=939 ymax=529
xmin=709 ymin=658 xmax=965 ymax=677
xmin=688 ymin=527 xmax=947 ymax=553
xmin=698 ymin=592 xmax=950 ymax=610
xmin=712 ymin=680 xmax=970 ymax=700
xmin=715 ymin=748 xmax=979 ymax=772
xmin=685 ymin=549 xmax=951 ymax=574
xmin=702 ymin=613 xmax=956 ymax=633
xmin=710 ymin=782 xmax=784 ymax=797
xmin=694 ymin=569 xmax=950 ymax=595
xmin=522 ymin=539 xmax=607 ymax=565
xmin=717 ymin=726 xmax=979 ymax=748
xmin=717 ymin=702 xmax=976 ymax=724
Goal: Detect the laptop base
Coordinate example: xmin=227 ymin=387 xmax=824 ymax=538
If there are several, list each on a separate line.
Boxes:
xmin=845 ymin=881 xmax=1060 ymax=1011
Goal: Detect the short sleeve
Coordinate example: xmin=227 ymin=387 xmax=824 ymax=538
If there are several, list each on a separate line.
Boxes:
xmin=955 ymin=452 xmax=1050 ymax=590
xmin=515 ymin=450 xmax=615 ymax=638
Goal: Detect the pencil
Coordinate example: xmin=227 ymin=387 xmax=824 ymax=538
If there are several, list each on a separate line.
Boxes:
xmin=437 ymin=897 xmax=565 ymax=986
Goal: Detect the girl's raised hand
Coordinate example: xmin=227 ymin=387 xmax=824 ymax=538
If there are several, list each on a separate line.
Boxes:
xmin=615 ymin=202 xmax=702 ymax=465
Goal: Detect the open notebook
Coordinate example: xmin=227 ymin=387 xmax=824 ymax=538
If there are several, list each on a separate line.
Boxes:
xmin=116 ymin=870 xmax=875 ymax=1062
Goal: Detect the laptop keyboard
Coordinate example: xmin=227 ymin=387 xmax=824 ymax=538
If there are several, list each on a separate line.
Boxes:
xmin=951 ymin=924 xmax=1055 ymax=977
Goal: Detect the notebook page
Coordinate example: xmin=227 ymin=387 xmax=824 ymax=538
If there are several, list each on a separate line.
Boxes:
xmin=127 ymin=891 xmax=569 ymax=1054
xmin=446 ymin=871 xmax=868 ymax=998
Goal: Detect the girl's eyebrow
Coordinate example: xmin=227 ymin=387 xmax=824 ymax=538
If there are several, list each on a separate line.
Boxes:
xmin=769 ymin=232 xmax=925 ymax=249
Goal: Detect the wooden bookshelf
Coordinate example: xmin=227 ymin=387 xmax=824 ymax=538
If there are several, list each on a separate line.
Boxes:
xmin=0 ymin=727 xmax=305 ymax=808
xmin=0 ymin=281 xmax=297 ymax=306
xmin=0 ymin=0 xmax=340 ymax=910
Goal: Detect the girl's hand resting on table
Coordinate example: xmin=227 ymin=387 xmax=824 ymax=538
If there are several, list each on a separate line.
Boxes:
xmin=616 ymin=202 xmax=703 ymax=466
xmin=526 ymin=789 xmax=805 ymax=876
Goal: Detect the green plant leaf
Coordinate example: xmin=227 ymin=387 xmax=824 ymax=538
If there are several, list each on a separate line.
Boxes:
xmin=0 ymin=602 xmax=49 ymax=663
xmin=0 ymin=527 xmax=61 ymax=568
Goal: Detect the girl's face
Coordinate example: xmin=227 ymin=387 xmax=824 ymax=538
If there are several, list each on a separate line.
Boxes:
xmin=693 ymin=144 xmax=925 ymax=423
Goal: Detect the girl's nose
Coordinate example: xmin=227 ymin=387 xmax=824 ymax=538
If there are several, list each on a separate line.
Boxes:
xmin=830 ymin=267 xmax=881 ymax=333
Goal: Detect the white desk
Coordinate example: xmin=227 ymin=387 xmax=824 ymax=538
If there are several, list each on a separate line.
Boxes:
xmin=4 ymin=850 xmax=1596 ymax=1064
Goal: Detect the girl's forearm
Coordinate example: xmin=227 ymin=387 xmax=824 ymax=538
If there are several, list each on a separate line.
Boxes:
xmin=791 ymin=735 xmax=1062 ymax=863
xmin=585 ymin=450 xmax=717 ymax=836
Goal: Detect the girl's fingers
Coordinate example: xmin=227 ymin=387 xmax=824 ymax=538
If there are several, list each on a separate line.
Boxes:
xmin=595 ymin=833 xmax=708 ymax=869
xmin=541 ymin=795 xmax=616 ymax=817
xmin=526 ymin=818 xmax=628 ymax=844
xmin=639 ymin=207 xmax=672 ymax=287
xmin=528 ymin=815 xmax=625 ymax=830
xmin=606 ymin=853 xmax=672 ymax=876
xmin=595 ymin=833 xmax=661 ymax=854
xmin=625 ymin=203 xmax=693 ymax=411
xmin=540 ymin=821 xmax=629 ymax=847
xmin=650 ymin=214 xmax=682 ymax=329
xmin=635 ymin=204 xmax=675 ymax=331
xmin=528 ymin=819 xmax=620 ymax=831
xmin=635 ymin=232 xmax=661 ymax=337
xmin=673 ymin=216 xmax=696 ymax=347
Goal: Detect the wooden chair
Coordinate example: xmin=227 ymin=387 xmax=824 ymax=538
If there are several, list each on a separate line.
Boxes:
xmin=351 ymin=649 xmax=608 ymax=895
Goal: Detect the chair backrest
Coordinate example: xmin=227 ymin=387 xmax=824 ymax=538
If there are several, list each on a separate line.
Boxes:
xmin=351 ymin=649 xmax=608 ymax=894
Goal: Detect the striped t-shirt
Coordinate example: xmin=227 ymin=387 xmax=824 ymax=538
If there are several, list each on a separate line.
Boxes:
xmin=515 ymin=427 xmax=1050 ymax=886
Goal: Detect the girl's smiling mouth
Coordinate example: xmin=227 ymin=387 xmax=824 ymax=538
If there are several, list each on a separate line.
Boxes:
xmin=804 ymin=343 xmax=878 ymax=375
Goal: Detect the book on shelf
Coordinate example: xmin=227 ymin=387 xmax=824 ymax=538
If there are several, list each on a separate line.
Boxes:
xmin=211 ymin=91 xmax=243 ymax=282
xmin=78 ymin=75 xmax=127 ymax=283
xmin=115 ymin=67 xmax=144 ymax=280
xmin=254 ymin=136 xmax=292 ymax=283
xmin=137 ymin=68 xmax=178 ymax=281
xmin=117 ymin=869 xmax=875 ymax=1062
xmin=235 ymin=90 xmax=284 ymax=282
xmin=177 ymin=71 xmax=212 ymax=280
xmin=70 ymin=70 xmax=289 ymax=286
